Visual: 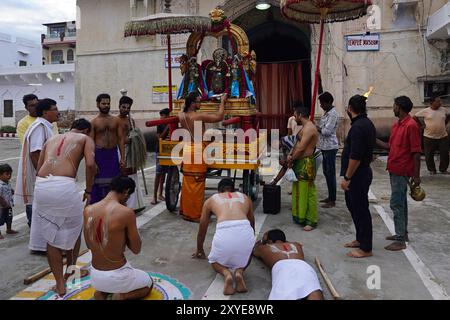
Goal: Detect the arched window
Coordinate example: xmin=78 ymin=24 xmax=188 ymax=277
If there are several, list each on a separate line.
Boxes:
xmin=51 ymin=50 xmax=64 ymax=64
xmin=67 ymin=49 xmax=74 ymax=63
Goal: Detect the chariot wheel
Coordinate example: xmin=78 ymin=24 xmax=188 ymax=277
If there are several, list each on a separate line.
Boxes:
xmin=165 ymin=166 xmax=181 ymax=212
xmin=242 ymin=169 xmax=259 ymax=201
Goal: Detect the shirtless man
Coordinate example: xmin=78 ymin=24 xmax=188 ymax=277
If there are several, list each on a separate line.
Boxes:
xmin=117 ymin=96 xmax=145 ymax=211
xmin=34 ymin=119 xmax=96 ymax=297
xmin=117 ymin=96 xmax=135 ymax=147
xmin=84 ymin=176 xmax=153 ymax=300
xmin=288 ymin=106 xmax=319 ymax=231
xmin=177 ymin=92 xmax=228 ymax=222
xmin=90 ymin=94 xmax=126 ymax=204
xmin=193 ymin=178 xmax=255 ymax=295
xmin=253 ymin=229 xmax=323 ymax=300
xmin=179 ymin=92 xmax=227 ymax=136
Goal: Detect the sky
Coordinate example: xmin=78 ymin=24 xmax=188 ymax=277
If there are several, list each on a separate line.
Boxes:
xmin=0 ymin=0 xmax=76 ymax=43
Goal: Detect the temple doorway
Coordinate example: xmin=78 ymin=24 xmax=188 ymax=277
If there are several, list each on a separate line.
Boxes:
xmin=232 ymin=6 xmax=311 ymax=136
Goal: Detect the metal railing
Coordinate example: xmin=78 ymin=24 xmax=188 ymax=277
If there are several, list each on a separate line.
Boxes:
xmin=45 ymin=31 xmax=76 ymax=40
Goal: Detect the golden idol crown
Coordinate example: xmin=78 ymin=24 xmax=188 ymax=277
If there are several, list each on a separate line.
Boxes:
xmin=210 ymin=8 xmax=226 ymax=22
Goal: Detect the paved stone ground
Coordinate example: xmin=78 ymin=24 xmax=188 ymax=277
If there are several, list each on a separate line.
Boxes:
xmin=0 ymin=139 xmax=449 ymax=300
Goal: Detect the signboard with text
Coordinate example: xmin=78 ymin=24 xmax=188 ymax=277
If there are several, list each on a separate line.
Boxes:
xmin=152 ymin=86 xmax=177 ymax=104
xmin=165 ymin=52 xmax=184 ymax=69
xmin=345 ymin=34 xmax=380 ymax=52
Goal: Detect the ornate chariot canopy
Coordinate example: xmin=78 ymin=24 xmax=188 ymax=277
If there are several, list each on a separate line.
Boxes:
xmin=124 ymin=9 xmax=229 ymax=37
xmin=280 ymin=0 xmax=372 ymax=23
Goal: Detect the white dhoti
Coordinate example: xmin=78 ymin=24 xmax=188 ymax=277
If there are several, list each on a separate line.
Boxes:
xmin=208 ymin=219 xmax=255 ymax=270
xmin=269 ymin=259 xmax=322 ymax=300
xmin=90 ymin=262 xmax=153 ymax=294
xmin=126 ymin=173 xmax=145 ymax=210
xmin=29 ymin=176 xmax=84 ymax=251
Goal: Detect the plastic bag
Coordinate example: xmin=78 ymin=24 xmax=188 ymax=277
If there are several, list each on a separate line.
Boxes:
xmin=285 ymin=168 xmax=298 ymax=182
xmin=314 ymin=151 xmax=323 ymax=175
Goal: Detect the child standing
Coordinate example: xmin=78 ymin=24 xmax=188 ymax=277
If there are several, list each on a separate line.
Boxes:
xmin=0 ymin=164 xmax=18 ymax=239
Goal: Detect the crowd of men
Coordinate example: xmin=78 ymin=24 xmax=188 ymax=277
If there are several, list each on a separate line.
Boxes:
xmin=0 ymin=91 xmax=448 ymax=300
xmin=275 ymin=93 xmax=448 ymax=259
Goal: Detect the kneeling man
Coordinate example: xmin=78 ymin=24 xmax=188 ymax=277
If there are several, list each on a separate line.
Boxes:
xmin=193 ymin=178 xmax=255 ymax=295
xmin=84 ymin=176 xmax=153 ymax=300
xmin=253 ymin=229 xmax=323 ymax=300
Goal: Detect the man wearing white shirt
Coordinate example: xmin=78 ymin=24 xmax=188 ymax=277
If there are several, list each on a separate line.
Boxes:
xmin=316 ymin=92 xmax=339 ymax=208
xmin=15 ymin=99 xmax=60 ymax=253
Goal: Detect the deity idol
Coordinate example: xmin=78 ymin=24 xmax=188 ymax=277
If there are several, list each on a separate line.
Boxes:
xmin=205 ymin=48 xmax=230 ymax=98
xmin=177 ymin=56 xmax=207 ymax=99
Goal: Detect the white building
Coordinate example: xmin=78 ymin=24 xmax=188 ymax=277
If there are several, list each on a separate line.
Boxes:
xmin=0 ymin=33 xmax=41 ymax=68
xmin=0 ymin=64 xmax=75 ymax=128
xmin=42 ymin=21 xmax=77 ymax=65
xmin=0 ymin=22 xmax=77 ymax=129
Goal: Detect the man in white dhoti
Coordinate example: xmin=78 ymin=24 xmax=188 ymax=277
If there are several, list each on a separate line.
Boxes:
xmin=84 ymin=176 xmax=153 ymax=300
xmin=15 ymin=99 xmax=59 ymax=253
xmin=253 ymin=229 xmax=323 ymax=300
xmin=193 ymin=178 xmax=255 ymax=295
xmin=34 ymin=119 xmax=96 ymax=297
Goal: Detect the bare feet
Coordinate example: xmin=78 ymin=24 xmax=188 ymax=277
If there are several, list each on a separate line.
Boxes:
xmin=235 ymin=270 xmax=248 ymax=293
xmin=321 ymin=202 xmax=335 ymax=208
xmin=346 ymin=249 xmax=373 ymax=258
xmin=158 ymin=195 xmax=165 ymax=201
xmin=151 ymin=200 xmax=158 ymax=205
xmin=384 ymin=241 xmax=406 ymax=251
xmin=94 ymin=291 xmax=108 ymax=300
xmin=303 ymin=225 xmax=315 ymax=232
xmin=112 ymin=293 xmax=125 ymax=300
xmin=344 ymin=240 xmax=360 ymax=248
xmin=6 ymin=229 xmax=19 ymax=235
xmin=223 ymin=271 xmax=235 ymax=296
xmin=51 ymin=283 xmax=67 ymax=297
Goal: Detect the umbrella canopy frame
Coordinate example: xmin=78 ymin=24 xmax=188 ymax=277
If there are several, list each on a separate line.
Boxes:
xmin=281 ymin=0 xmax=372 ymax=120
xmin=281 ymin=0 xmax=372 ymax=24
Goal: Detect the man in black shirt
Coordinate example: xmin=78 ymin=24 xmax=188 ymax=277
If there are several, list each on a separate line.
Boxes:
xmin=152 ymin=108 xmax=170 ymax=205
xmin=340 ymin=95 xmax=376 ymax=258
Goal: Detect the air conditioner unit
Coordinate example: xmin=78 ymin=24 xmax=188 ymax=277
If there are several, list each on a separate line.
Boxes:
xmin=427 ymin=2 xmax=450 ymax=40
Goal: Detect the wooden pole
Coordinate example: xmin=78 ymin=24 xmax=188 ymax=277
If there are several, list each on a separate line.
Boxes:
xmin=23 ymin=249 xmax=90 ymax=285
xmin=315 ymin=257 xmax=342 ymax=300
xmin=310 ymin=19 xmax=325 ymax=122
xmin=141 ymin=167 xmax=149 ymax=195
xmin=167 ymin=33 xmax=178 ymax=136
xmin=167 ymin=34 xmax=173 ymax=113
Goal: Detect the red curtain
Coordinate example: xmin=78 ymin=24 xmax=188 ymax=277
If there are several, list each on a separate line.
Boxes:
xmin=255 ymin=62 xmax=304 ymax=136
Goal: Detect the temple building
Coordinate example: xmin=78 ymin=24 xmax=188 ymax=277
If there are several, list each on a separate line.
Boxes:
xmin=75 ymin=0 xmax=449 ymax=138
